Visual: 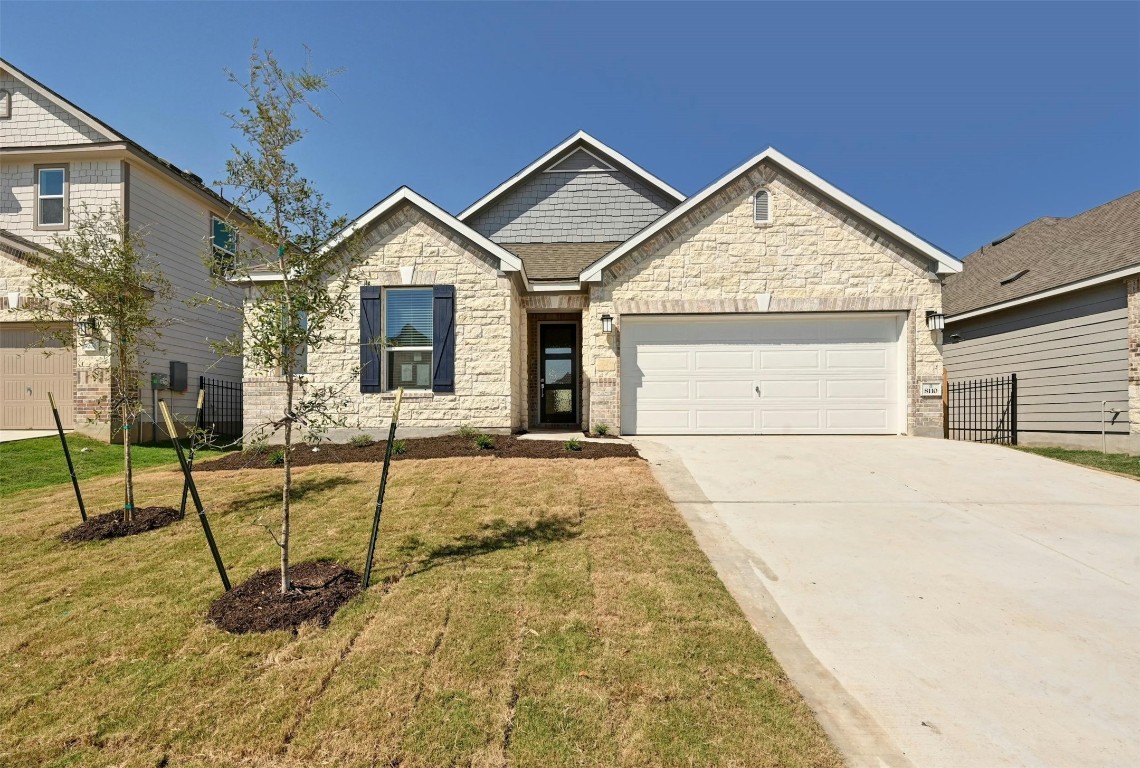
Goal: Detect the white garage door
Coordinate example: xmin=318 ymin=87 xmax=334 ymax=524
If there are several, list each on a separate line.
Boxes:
xmin=620 ymin=314 xmax=905 ymax=435
xmin=1 ymin=323 xmax=76 ymax=430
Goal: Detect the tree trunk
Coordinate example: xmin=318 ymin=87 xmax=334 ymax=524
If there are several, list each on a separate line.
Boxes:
xmin=280 ymin=375 xmax=293 ymax=594
xmin=122 ymin=400 xmax=135 ymax=525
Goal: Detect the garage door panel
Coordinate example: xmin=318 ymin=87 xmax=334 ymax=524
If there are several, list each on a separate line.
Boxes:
xmin=620 ymin=314 xmax=903 ymax=435
xmin=1 ymin=323 xmax=76 ymax=430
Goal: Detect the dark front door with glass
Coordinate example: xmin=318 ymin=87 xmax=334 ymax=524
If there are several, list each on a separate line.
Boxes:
xmin=539 ymin=323 xmax=577 ymax=424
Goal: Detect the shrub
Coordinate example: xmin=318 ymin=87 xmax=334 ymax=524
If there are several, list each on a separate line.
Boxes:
xmin=392 ymin=439 xmax=408 ymax=455
xmin=564 ymin=438 xmax=582 ymax=452
xmin=243 ymin=439 xmax=268 ymax=455
xmin=457 ymin=424 xmax=478 ymax=439
xmin=349 ymin=433 xmax=374 ymax=448
xmin=474 ymin=433 xmax=495 ymax=450
xmin=592 ymin=423 xmax=610 ymax=437
xmin=267 ymin=449 xmax=286 ymax=466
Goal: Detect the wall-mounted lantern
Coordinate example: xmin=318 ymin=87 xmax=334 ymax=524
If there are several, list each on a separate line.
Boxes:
xmin=77 ymin=317 xmax=98 ymax=337
xmin=600 ymin=313 xmax=614 ymax=334
xmin=925 ymin=311 xmax=945 ymax=331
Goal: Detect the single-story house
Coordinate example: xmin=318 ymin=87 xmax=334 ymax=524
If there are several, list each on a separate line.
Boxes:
xmin=0 ymin=57 xmax=250 ymax=440
xmin=943 ymin=191 xmax=1140 ymax=453
xmin=242 ymin=131 xmax=962 ymax=439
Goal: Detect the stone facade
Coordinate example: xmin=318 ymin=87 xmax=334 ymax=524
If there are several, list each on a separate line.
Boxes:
xmin=244 ymin=205 xmax=524 ymax=442
xmin=582 ymin=161 xmax=945 ymax=436
xmin=1128 ymin=277 xmax=1140 ymax=443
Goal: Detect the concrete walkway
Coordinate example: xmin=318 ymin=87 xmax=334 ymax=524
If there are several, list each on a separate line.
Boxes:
xmin=0 ymin=429 xmax=60 ymax=443
xmin=632 ymin=436 xmax=1140 ymax=768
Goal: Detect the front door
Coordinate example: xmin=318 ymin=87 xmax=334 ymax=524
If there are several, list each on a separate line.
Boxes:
xmin=539 ymin=323 xmax=577 ymax=424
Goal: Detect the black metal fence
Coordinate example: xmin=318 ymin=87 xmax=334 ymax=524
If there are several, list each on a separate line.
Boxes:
xmin=947 ymin=373 xmax=1017 ymax=445
xmin=199 ymin=376 xmax=243 ymax=444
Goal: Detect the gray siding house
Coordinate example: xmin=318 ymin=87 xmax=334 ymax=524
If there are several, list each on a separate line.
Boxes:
xmin=943 ymin=191 xmax=1140 ymax=453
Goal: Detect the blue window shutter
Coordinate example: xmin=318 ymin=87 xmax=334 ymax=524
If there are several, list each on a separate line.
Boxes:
xmin=432 ymin=285 xmax=455 ymax=393
xmin=360 ymin=286 xmax=382 ymax=392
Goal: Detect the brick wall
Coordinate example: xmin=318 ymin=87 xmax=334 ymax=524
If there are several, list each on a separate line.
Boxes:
xmin=582 ymin=161 xmax=945 ymax=436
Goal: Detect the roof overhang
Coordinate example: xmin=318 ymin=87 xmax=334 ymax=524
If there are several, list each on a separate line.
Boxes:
xmin=458 ymin=130 xmax=686 ymax=222
xmin=580 ymin=147 xmax=963 ymax=282
xmin=946 ymin=263 xmax=1140 ymax=323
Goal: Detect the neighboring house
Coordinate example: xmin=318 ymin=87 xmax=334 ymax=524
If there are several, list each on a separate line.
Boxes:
xmin=242 ymin=131 xmax=961 ymax=440
xmin=944 ymin=191 xmax=1140 ymax=453
xmin=0 ymin=58 xmax=249 ymax=440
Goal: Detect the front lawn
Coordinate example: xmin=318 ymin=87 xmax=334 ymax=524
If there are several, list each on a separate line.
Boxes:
xmin=1015 ymin=446 xmax=1140 ymax=479
xmin=0 ymin=456 xmax=841 ymax=767
xmin=0 ymin=435 xmax=223 ymax=499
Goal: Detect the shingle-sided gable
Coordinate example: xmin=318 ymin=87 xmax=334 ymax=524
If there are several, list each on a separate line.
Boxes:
xmin=0 ymin=67 xmax=117 ymax=146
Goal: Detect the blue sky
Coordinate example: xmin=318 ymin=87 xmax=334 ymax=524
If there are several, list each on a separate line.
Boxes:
xmin=3 ymin=2 xmax=1137 ymax=257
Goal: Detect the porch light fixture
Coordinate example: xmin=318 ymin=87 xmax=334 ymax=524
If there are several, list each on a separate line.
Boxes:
xmin=925 ymin=311 xmax=945 ymax=331
xmin=600 ymin=313 xmax=613 ymax=333
xmin=77 ymin=317 xmax=98 ymax=337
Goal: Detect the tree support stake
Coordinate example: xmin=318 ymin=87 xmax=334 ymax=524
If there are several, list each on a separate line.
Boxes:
xmin=363 ymin=388 xmax=403 ymax=589
xmin=48 ymin=391 xmax=85 ymax=522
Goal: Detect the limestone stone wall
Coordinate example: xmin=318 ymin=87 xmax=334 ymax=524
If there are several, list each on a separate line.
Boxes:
xmin=243 ymin=206 xmax=521 ymax=442
xmin=583 ymin=161 xmax=946 ymax=436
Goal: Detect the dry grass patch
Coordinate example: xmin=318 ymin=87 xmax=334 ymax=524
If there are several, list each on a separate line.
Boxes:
xmin=0 ymin=456 xmax=842 ymax=767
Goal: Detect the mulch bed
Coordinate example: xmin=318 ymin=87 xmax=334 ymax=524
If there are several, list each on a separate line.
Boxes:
xmin=196 ymin=434 xmax=640 ymax=471
xmin=59 ymin=506 xmax=181 ymax=543
xmin=207 ymin=561 xmax=362 ymax=634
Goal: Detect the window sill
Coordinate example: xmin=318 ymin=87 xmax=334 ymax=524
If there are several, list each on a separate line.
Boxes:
xmin=381 ymin=390 xmax=433 ymax=400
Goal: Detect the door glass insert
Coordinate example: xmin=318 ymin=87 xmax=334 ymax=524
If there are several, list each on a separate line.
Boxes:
xmin=539 ymin=324 xmax=577 ymax=423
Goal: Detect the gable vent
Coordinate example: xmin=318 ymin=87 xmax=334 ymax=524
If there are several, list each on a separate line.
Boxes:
xmin=754 ymin=189 xmax=771 ymax=223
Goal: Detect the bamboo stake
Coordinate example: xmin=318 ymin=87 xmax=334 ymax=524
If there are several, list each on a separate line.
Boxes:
xmin=48 ymin=391 xmax=85 ymax=522
xmin=159 ymin=399 xmax=230 ymax=591
xmin=363 ymin=388 xmax=404 ymax=589
xmin=180 ymin=388 xmax=206 ymax=519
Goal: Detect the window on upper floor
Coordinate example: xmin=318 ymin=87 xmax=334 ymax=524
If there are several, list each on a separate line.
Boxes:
xmin=383 ymin=287 xmax=434 ymax=390
xmin=36 ymin=166 xmax=68 ymax=229
xmin=753 ymin=188 xmax=771 ymax=225
xmin=210 ymin=215 xmax=238 ymax=275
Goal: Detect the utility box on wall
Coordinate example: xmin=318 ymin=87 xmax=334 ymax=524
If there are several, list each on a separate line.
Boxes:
xmin=170 ymin=361 xmax=188 ymax=393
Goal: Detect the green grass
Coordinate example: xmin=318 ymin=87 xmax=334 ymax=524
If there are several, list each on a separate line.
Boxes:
xmin=1016 ymin=446 xmax=1140 ymax=478
xmin=0 ymin=456 xmax=841 ymax=767
xmin=0 ymin=435 xmax=224 ymax=499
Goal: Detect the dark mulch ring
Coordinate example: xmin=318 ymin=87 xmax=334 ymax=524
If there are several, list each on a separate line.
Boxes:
xmin=59 ymin=506 xmax=181 ymax=543
xmin=197 ymin=433 xmax=640 ymax=471
xmin=208 ymin=561 xmax=362 ymax=634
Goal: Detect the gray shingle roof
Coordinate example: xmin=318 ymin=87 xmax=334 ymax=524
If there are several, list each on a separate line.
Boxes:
xmin=944 ymin=190 xmax=1140 ymax=316
xmin=500 ymin=242 xmax=621 ymax=281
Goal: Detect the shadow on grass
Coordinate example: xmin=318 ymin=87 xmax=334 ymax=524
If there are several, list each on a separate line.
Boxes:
xmin=212 ymin=475 xmax=360 ymax=515
xmin=401 ymin=515 xmax=581 ymax=577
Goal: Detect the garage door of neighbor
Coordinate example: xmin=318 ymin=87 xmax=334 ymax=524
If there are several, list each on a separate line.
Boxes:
xmin=620 ymin=313 xmax=905 ymax=435
xmin=0 ymin=323 xmax=76 ymax=430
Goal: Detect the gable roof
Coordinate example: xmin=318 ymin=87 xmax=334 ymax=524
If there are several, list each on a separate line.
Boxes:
xmin=0 ymin=57 xmax=122 ymax=142
xmin=321 ymin=186 xmax=526 ymax=275
xmin=458 ymin=130 xmax=685 ymax=222
xmin=499 ymin=242 xmax=620 ymax=281
xmin=943 ymin=190 xmax=1140 ymax=318
xmin=579 ymin=147 xmax=962 ymax=282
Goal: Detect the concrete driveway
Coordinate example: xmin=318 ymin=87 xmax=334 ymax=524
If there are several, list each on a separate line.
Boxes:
xmin=632 ymin=436 xmax=1140 ymax=768
xmin=0 ymin=429 xmax=59 ymax=443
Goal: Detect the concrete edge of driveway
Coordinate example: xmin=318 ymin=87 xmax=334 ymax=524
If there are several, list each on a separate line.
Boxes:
xmin=633 ymin=438 xmax=913 ymax=768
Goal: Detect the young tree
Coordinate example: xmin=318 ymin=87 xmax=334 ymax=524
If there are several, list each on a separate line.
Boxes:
xmin=207 ymin=46 xmax=365 ymax=593
xmin=29 ymin=206 xmax=173 ymax=524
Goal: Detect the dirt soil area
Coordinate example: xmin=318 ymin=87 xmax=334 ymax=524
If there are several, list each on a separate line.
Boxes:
xmin=197 ymin=434 xmax=640 ymax=471
xmin=59 ymin=506 xmax=181 ymax=543
xmin=208 ymin=561 xmax=362 ymax=634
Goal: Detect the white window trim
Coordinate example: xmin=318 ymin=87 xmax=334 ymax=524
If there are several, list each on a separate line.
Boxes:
xmin=34 ymin=165 xmax=69 ymax=230
xmin=382 ymin=286 xmax=434 ymax=392
xmin=753 ymin=187 xmax=772 ymax=226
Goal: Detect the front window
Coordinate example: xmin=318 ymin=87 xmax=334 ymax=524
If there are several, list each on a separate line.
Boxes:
xmin=384 ymin=287 xmax=433 ymax=389
xmin=37 ymin=167 xmax=67 ymax=227
xmin=211 ymin=215 xmax=238 ymax=274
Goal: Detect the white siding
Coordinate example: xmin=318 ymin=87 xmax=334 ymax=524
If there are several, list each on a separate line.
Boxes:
xmin=0 ymin=70 xmax=111 ymax=146
xmin=128 ymin=163 xmax=244 ymax=422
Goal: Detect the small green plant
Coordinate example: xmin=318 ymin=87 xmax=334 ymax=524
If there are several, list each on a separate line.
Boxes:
xmin=564 ymin=438 xmax=582 ymax=452
xmin=267 ymin=449 xmax=286 ymax=466
xmin=392 ymin=439 xmax=408 ymax=455
xmin=593 ymin=423 xmax=610 ymax=437
xmin=349 ymin=433 xmax=374 ymax=448
xmin=457 ymin=424 xmax=478 ymax=439
xmin=474 ymin=433 xmax=495 ymax=450
xmin=243 ymin=439 xmax=268 ymax=455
